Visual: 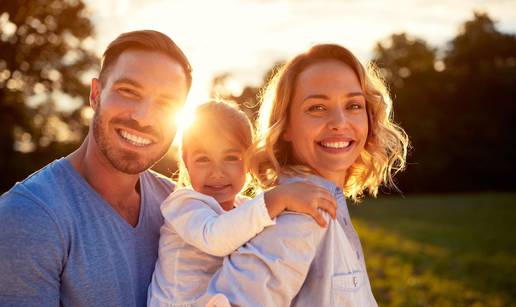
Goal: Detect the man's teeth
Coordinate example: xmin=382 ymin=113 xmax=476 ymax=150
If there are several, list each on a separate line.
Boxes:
xmin=119 ymin=130 xmax=152 ymax=146
xmin=320 ymin=141 xmax=350 ymax=149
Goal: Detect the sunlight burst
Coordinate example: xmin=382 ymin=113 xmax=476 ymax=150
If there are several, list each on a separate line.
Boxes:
xmin=171 ymin=81 xmax=209 ymax=147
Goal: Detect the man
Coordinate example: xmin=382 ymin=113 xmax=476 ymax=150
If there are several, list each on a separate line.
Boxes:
xmin=0 ymin=30 xmax=192 ymax=306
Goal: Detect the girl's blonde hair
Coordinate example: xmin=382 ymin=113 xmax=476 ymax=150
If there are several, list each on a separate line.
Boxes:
xmin=249 ymin=44 xmax=409 ymax=201
xmin=177 ymin=100 xmax=254 ymax=188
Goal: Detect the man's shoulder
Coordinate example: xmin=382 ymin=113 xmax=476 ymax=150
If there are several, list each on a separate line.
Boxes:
xmin=0 ymin=159 xmax=78 ymax=224
xmin=0 ymin=163 xmax=65 ymax=234
xmin=1 ymin=159 xmax=63 ymax=205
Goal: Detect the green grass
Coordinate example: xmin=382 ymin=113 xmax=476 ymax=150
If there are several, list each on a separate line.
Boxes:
xmin=348 ymin=193 xmax=516 ymax=307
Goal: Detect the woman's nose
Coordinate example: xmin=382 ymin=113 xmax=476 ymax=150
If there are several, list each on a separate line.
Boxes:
xmin=327 ymin=108 xmax=349 ymax=131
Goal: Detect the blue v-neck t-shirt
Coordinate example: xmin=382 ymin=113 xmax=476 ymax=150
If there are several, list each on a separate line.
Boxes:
xmin=0 ymin=159 xmax=174 ymax=307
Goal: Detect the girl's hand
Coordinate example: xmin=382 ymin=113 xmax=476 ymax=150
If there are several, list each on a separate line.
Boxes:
xmin=263 ymin=182 xmax=337 ymax=227
xmin=205 ymin=293 xmax=231 ymax=307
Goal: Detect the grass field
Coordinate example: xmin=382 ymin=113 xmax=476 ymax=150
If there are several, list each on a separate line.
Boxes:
xmin=348 ymin=193 xmax=516 ymax=307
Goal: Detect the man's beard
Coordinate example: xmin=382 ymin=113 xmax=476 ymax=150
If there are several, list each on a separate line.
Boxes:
xmin=92 ymin=107 xmax=170 ymax=174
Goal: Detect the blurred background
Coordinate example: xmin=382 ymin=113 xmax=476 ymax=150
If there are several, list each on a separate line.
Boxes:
xmin=1 ymin=0 xmax=515 ymax=306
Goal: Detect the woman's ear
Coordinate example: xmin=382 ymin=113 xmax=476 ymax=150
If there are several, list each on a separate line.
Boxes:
xmin=282 ymin=127 xmax=292 ymax=142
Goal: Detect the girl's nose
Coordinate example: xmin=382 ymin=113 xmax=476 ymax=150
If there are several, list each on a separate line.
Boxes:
xmin=209 ymin=162 xmax=225 ymax=179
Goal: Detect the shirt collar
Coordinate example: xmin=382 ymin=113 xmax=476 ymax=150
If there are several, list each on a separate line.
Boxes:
xmin=279 ymin=174 xmax=343 ymax=196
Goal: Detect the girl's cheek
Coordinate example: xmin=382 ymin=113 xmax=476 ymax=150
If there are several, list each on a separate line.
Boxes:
xmin=235 ymin=163 xmax=246 ymax=175
xmin=234 ymin=164 xmax=247 ymax=181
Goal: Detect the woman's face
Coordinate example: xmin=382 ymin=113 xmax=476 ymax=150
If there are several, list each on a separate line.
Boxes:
xmin=283 ymin=60 xmax=369 ymax=186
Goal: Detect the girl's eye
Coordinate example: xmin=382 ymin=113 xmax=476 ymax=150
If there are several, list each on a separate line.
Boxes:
xmin=225 ymin=155 xmax=241 ymax=162
xmin=194 ymin=156 xmax=210 ymax=163
xmin=307 ymin=104 xmax=326 ymax=112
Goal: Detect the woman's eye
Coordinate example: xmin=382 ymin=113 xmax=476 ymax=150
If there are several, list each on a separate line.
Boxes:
xmin=348 ymin=102 xmax=365 ymax=110
xmin=307 ymin=104 xmax=326 ymax=112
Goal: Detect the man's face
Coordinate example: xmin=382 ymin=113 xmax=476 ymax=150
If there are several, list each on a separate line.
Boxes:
xmin=91 ymin=50 xmax=189 ymax=174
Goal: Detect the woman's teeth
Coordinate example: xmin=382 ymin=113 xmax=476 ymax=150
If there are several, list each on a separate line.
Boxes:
xmin=320 ymin=141 xmax=350 ymax=149
xmin=119 ymin=130 xmax=152 ymax=146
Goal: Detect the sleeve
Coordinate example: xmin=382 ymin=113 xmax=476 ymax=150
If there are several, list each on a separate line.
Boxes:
xmin=0 ymin=192 xmax=64 ymax=307
xmin=161 ymin=189 xmax=275 ymax=257
xmin=202 ymin=211 xmax=329 ymax=307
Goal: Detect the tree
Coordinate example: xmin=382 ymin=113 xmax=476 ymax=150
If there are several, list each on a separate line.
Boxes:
xmin=442 ymin=11 xmax=516 ymax=191
xmin=372 ymin=33 xmax=448 ymax=192
xmin=373 ymin=33 xmax=436 ymax=89
xmin=0 ymin=0 xmax=98 ymax=192
xmin=372 ymin=12 xmax=516 ymax=193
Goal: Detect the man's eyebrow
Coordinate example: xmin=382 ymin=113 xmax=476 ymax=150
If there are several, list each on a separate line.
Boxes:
xmin=112 ymin=78 xmax=142 ymax=89
xmin=158 ymin=93 xmax=180 ymax=101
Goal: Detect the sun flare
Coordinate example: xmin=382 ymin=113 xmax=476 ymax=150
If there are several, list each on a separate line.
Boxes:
xmin=172 ymin=82 xmax=208 ymax=146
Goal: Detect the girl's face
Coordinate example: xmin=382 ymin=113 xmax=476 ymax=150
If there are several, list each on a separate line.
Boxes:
xmin=283 ymin=60 xmax=369 ymax=186
xmin=184 ymin=133 xmax=246 ymax=210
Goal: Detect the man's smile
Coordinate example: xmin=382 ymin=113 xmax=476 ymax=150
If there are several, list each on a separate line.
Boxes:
xmin=117 ymin=129 xmax=154 ymax=147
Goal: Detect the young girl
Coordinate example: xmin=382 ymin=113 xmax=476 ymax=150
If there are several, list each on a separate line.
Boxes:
xmin=202 ymin=44 xmax=409 ymax=306
xmin=147 ymin=101 xmax=338 ymax=306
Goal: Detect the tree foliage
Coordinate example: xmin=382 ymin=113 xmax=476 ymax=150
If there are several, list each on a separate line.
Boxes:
xmin=0 ymin=0 xmax=98 ymax=191
xmin=372 ymin=11 xmax=516 ymax=193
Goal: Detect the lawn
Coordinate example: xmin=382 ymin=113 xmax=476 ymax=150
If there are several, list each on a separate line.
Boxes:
xmin=349 ymin=193 xmax=516 ymax=307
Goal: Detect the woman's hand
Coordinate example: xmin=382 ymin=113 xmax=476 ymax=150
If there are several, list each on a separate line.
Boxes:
xmin=263 ymin=182 xmax=337 ymax=227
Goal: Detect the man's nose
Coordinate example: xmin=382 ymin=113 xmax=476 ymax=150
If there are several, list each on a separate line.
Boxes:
xmin=131 ymin=100 xmax=156 ymax=126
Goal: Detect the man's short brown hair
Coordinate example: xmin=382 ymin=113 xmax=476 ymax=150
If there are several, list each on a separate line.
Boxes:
xmin=98 ymin=30 xmax=192 ymax=89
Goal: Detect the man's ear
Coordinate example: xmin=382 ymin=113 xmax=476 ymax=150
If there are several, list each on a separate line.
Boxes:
xmin=90 ymin=78 xmax=101 ymax=111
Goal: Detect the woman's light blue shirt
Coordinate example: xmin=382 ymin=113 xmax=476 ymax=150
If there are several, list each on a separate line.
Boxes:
xmin=203 ymin=175 xmax=378 ymax=307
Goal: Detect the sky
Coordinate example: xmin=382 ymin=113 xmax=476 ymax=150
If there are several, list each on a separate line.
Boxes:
xmin=84 ymin=0 xmax=516 ymax=103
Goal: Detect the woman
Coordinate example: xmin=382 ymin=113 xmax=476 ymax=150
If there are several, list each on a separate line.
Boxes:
xmin=201 ymin=44 xmax=408 ymax=306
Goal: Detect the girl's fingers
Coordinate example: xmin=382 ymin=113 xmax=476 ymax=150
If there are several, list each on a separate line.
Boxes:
xmin=317 ymin=199 xmax=337 ymax=219
xmin=205 ymin=293 xmax=231 ymax=307
xmin=307 ymin=208 xmax=327 ymax=227
xmin=307 ymin=185 xmax=337 ymax=206
xmin=320 ymin=192 xmax=337 ymax=209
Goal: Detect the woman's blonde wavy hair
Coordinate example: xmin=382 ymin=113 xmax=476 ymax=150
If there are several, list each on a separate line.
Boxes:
xmin=176 ymin=100 xmax=254 ymax=189
xmin=249 ymin=44 xmax=409 ymax=201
